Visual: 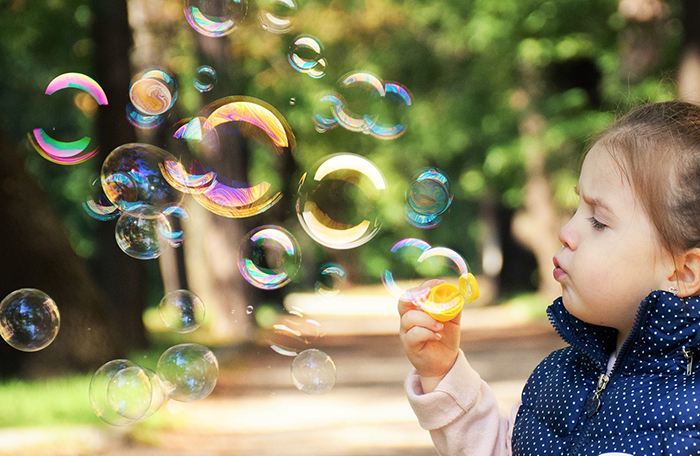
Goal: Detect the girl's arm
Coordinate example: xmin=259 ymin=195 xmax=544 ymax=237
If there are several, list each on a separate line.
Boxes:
xmin=406 ymin=350 xmax=517 ymax=456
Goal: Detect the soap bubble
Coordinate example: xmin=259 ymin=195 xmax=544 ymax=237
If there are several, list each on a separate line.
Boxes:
xmin=333 ymin=72 xmax=384 ymax=132
xmin=172 ymin=117 xmax=206 ymax=142
xmin=126 ymin=102 xmax=167 ymax=130
xmin=107 ymin=365 xmax=153 ymax=421
xmin=184 ymin=0 xmax=247 ymax=37
xmin=157 ymin=343 xmax=219 ymax=402
xmin=259 ymin=0 xmax=297 ymax=33
xmin=45 ymin=72 xmax=108 ymax=106
xmin=296 ymin=153 xmax=386 ymax=249
xmin=158 ymin=289 xmax=205 ymax=333
xmin=246 ymin=305 xmax=254 ymax=314
xmin=102 ymin=143 xmax=184 ymax=211
xmin=0 ymin=289 xmax=60 ymax=352
xmin=238 ymin=225 xmax=301 ymax=290
xmin=268 ymin=306 xmax=322 ymax=357
xmin=115 ymin=205 xmax=171 ymax=260
xmin=129 ymin=67 xmax=177 ymax=116
xmin=369 ymin=81 xmax=413 ymax=140
xmin=194 ymin=65 xmax=218 ymax=92
xmin=160 ymin=97 xmax=296 ymax=218
xmin=314 ymin=262 xmax=348 ymax=299
xmin=291 ymin=349 xmax=336 ymax=395
xmin=83 ymin=177 xmax=120 ymax=221
xmin=381 ymin=238 xmax=432 ymax=300
xmin=288 ymin=35 xmax=327 ymax=78
xmin=90 ymin=359 xmax=141 ymax=426
xmin=159 ymin=204 xmax=189 ymax=247
xmin=405 ymin=167 xmax=453 ymax=229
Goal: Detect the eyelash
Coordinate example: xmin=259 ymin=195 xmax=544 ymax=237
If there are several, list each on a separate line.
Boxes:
xmin=587 ymin=216 xmax=606 ymax=231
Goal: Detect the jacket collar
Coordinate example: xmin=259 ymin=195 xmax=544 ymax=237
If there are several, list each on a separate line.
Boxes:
xmin=547 ymin=291 xmax=700 ymax=374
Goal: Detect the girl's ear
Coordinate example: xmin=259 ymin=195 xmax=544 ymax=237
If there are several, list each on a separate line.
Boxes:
xmin=671 ymin=248 xmax=700 ymax=297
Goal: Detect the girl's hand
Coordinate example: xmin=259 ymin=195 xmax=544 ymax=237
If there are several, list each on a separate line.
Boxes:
xmin=398 ymin=284 xmax=462 ymax=393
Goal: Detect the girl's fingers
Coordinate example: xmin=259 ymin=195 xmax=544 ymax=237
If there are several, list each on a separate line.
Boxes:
xmin=402 ymin=325 xmax=441 ymax=348
xmin=398 ymin=298 xmax=419 ymax=317
xmin=400 ymin=308 xmax=443 ymax=334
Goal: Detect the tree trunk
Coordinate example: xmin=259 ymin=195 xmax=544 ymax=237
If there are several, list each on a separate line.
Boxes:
xmin=0 ymin=128 xmax=124 ymax=378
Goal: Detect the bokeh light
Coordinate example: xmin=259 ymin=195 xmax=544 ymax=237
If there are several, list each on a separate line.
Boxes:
xmin=291 ymin=349 xmax=336 ymax=395
xmin=296 ymin=153 xmax=386 ymax=249
xmin=238 ymin=225 xmax=301 ymax=290
xmin=156 ymin=343 xmax=219 ymax=402
xmin=0 ymin=288 xmax=60 ymax=352
xmin=158 ymin=289 xmax=205 ymax=334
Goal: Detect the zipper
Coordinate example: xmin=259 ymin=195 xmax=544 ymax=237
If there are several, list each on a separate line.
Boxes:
xmin=584 ymin=373 xmax=610 ymax=417
xmin=682 ymin=346 xmax=694 ymax=376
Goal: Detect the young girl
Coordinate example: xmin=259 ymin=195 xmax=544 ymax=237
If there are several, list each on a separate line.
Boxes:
xmin=399 ymin=101 xmax=700 ymax=455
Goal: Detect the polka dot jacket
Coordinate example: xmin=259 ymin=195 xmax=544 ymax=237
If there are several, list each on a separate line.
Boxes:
xmin=512 ymin=291 xmax=700 ymax=455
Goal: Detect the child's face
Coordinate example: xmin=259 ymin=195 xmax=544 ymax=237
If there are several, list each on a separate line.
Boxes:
xmin=553 ymin=143 xmax=673 ymax=337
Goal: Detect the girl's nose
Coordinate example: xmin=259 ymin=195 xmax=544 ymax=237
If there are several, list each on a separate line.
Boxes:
xmin=558 ymin=217 xmax=577 ymax=250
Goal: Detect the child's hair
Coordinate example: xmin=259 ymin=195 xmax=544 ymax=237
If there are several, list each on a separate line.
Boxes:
xmin=593 ymin=100 xmax=700 ymax=257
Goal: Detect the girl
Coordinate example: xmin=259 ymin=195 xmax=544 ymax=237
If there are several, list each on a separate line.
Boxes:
xmin=399 ymin=101 xmax=700 ymax=455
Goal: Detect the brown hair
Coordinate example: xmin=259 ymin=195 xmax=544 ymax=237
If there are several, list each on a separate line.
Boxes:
xmin=593 ymin=101 xmax=700 ymax=257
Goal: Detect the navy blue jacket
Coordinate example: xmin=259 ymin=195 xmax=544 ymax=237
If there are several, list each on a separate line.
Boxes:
xmin=512 ymin=291 xmax=700 ymax=455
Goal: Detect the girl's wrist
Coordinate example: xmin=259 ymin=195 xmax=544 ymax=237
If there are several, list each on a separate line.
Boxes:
xmin=419 ymin=373 xmax=447 ymax=393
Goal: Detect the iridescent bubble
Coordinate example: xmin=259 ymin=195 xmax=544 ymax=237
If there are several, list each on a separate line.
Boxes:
xmin=405 ymin=167 xmax=453 ymax=229
xmin=267 ymin=307 xmax=322 ymax=356
xmin=312 ymin=92 xmax=341 ymax=133
xmin=156 ymin=343 xmax=219 ymax=402
xmin=194 ymin=65 xmax=218 ymax=92
xmin=90 ymin=359 xmax=141 ymax=426
xmin=369 ymin=81 xmax=413 ymax=140
xmin=0 ymin=289 xmax=60 ymax=352
xmin=159 ymin=204 xmax=189 ymax=247
xmin=314 ymin=262 xmax=348 ymax=299
xmin=333 ymin=72 xmax=385 ymax=133
xmin=158 ymin=289 xmax=205 ymax=334
xmin=115 ymin=206 xmax=171 ymax=260
xmin=259 ymin=0 xmax=297 ymax=33
xmin=45 ymin=72 xmax=108 ymax=106
xmin=83 ymin=177 xmax=120 ymax=221
xmin=246 ymin=305 xmax=254 ymax=314
xmin=129 ymin=67 xmax=177 ymax=116
xmin=107 ymin=365 xmax=153 ymax=421
xmin=296 ymin=153 xmax=386 ymax=250
xmin=126 ymin=102 xmax=167 ymax=130
xmin=291 ymin=349 xmax=336 ymax=395
xmin=288 ymin=35 xmax=326 ymax=78
xmin=289 ymin=98 xmax=296 ymax=106
xmin=162 ymin=97 xmax=295 ymax=218
xmin=238 ymin=225 xmax=301 ymax=290
xmin=184 ymin=0 xmax=247 ymax=37
xmin=381 ymin=238 xmax=432 ymax=300
xmin=102 ymin=143 xmax=184 ymax=211
xmin=172 ymin=117 xmax=205 ymax=142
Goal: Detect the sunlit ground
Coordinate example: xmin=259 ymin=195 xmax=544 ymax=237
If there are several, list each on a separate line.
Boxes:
xmin=0 ymin=289 xmax=560 ymax=456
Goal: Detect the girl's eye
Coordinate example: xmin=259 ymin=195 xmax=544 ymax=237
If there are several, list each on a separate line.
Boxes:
xmin=587 ymin=216 xmax=606 ymax=231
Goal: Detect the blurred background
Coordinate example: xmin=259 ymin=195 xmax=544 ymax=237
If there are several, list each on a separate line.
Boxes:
xmin=0 ymin=0 xmax=699 ymax=454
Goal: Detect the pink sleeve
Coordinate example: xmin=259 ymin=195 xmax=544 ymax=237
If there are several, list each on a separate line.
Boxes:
xmin=406 ymin=350 xmax=519 ymax=456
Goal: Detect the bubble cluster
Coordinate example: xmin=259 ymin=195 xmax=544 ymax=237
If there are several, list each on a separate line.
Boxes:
xmin=405 ymin=167 xmax=453 ymax=229
xmin=288 ymin=35 xmax=327 ymax=78
xmin=158 ymin=290 xmax=205 ymax=333
xmin=291 ymin=349 xmax=336 ymax=395
xmin=29 ymin=73 xmax=107 ymax=165
xmin=156 ymin=343 xmax=219 ymax=402
xmin=238 ymin=225 xmax=301 ymax=290
xmin=163 ymin=97 xmax=296 ymax=218
xmin=314 ymin=262 xmax=348 ymax=299
xmin=184 ymin=0 xmax=247 ymax=37
xmin=194 ymin=65 xmax=218 ymax=92
xmin=0 ymin=289 xmax=60 ymax=352
xmin=313 ymin=72 xmax=412 ymax=139
xmin=89 ymin=359 xmax=165 ymax=426
xmin=259 ymin=0 xmax=297 ymax=33
xmin=127 ymin=67 xmax=177 ymax=129
xmin=296 ymin=153 xmax=386 ymax=249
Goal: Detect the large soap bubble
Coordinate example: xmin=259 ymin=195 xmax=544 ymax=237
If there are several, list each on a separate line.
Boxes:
xmin=157 ymin=343 xmax=219 ymax=402
xmin=0 ymin=289 xmax=60 ymax=352
xmin=163 ymin=97 xmax=296 ymax=218
xmin=238 ymin=225 xmax=301 ymax=290
xmin=102 ymin=143 xmax=184 ymax=212
xmin=184 ymin=0 xmax=247 ymax=37
xmin=291 ymin=349 xmax=336 ymax=395
xmin=296 ymin=153 xmax=386 ymax=249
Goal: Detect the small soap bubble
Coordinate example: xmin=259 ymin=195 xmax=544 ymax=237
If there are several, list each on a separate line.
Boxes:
xmin=0 ymin=289 xmax=60 ymax=352
xmin=381 ymin=238 xmax=432 ymax=299
xmin=238 ymin=225 xmax=301 ymax=290
xmin=115 ymin=206 xmax=171 ymax=260
xmin=259 ymin=0 xmax=297 ymax=34
xmin=296 ymin=153 xmax=386 ymax=249
xmin=288 ymin=35 xmax=326 ymax=78
xmin=314 ymin=262 xmax=348 ymax=299
xmin=246 ymin=305 xmax=254 ymax=315
xmin=90 ymin=359 xmax=141 ymax=426
xmin=405 ymin=167 xmax=453 ymax=229
xmin=157 ymin=343 xmax=219 ymax=402
xmin=194 ymin=65 xmax=218 ymax=92
xmin=129 ymin=67 xmax=177 ymax=116
xmin=184 ymin=0 xmax=247 ymax=37
xmin=159 ymin=204 xmax=189 ymax=247
xmin=107 ymin=365 xmax=152 ymax=421
xmin=289 ymin=97 xmax=296 ymax=105
xmin=291 ymin=349 xmax=336 ymax=395
xmin=267 ymin=307 xmax=322 ymax=357
xmin=83 ymin=177 xmax=120 ymax=221
xmin=158 ymin=290 xmax=205 ymax=333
